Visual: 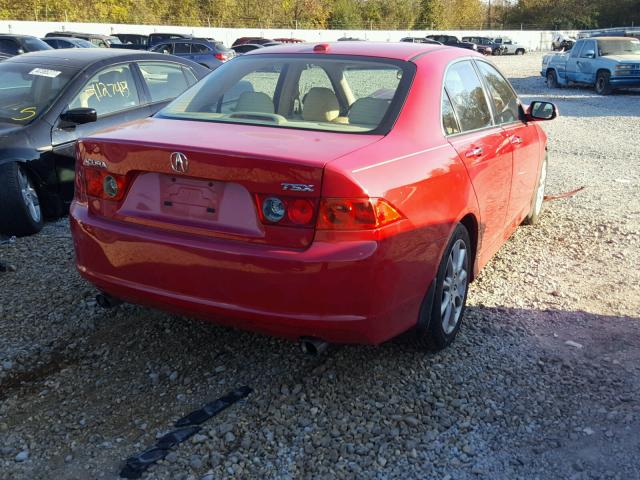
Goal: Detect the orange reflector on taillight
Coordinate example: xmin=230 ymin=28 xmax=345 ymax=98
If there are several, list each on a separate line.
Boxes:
xmin=316 ymin=198 xmax=403 ymax=230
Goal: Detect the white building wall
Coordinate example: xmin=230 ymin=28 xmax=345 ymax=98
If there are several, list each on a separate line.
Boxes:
xmin=0 ymin=20 xmax=579 ymax=51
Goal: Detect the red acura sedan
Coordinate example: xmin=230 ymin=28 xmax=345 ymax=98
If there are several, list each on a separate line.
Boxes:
xmin=70 ymin=42 xmax=556 ymax=351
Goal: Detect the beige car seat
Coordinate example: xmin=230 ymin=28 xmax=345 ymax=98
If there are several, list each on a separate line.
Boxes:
xmin=348 ymin=97 xmax=390 ymax=127
xmin=302 ymin=87 xmax=339 ymax=122
xmin=235 ymin=91 xmax=274 ymax=114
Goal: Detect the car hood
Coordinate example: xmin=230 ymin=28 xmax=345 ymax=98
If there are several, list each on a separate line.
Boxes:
xmin=604 ymin=54 xmax=640 ymax=63
xmin=0 ymin=122 xmax=25 ymax=139
xmin=83 ymin=117 xmax=385 ymax=168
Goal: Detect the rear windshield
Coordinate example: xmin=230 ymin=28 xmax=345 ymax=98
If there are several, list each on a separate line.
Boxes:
xmin=0 ymin=63 xmax=75 ymax=125
xmin=597 ymin=38 xmax=640 ymax=56
xmin=23 ymin=37 xmax=52 ymax=51
xmin=159 ymin=54 xmax=414 ymax=134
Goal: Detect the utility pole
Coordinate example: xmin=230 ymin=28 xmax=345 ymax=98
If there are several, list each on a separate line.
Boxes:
xmin=488 ymin=0 xmax=492 ymax=30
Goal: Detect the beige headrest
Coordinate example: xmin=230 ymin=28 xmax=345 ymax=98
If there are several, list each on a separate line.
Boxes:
xmin=302 ymin=87 xmax=339 ymax=122
xmin=349 ymin=97 xmax=390 ymax=126
xmin=235 ymin=91 xmax=274 ymax=114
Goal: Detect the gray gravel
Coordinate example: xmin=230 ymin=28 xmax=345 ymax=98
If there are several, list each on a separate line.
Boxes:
xmin=1 ymin=53 xmax=639 ymax=480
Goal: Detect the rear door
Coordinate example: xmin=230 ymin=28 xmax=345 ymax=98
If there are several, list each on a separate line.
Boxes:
xmin=443 ymin=60 xmax=512 ymax=256
xmin=475 ymin=59 xmax=540 ymax=228
xmin=189 ymin=42 xmax=211 ymax=64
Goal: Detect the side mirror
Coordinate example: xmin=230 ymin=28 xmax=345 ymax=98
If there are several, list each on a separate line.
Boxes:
xmin=60 ymin=108 xmax=98 ymax=126
xmin=583 ymin=50 xmax=595 ymax=58
xmin=527 ymin=101 xmax=557 ymax=121
xmin=17 ymin=48 xmax=25 ymax=55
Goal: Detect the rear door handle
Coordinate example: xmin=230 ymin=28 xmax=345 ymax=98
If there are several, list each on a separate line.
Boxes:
xmin=465 ymin=147 xmax=483 ymax=158
xmin=510 ymin=136 xmax=523 ymax=145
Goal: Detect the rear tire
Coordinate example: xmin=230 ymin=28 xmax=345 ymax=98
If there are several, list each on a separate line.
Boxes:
xmin=408 ymin=224 xmax=471 ymax=351
xmin=523 ymin=156 xmax=547 ymax=225
xmin=595 ymin=71 xmax=612 ymax=95
xmin=516 ymin=48 xmax=525 ymax=55
xmin=0 ymin=162 xmax=44 ymax=236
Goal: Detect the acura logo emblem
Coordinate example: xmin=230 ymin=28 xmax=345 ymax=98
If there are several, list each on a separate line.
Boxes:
xmin=170 ymin=152 xmax=189 ymax=174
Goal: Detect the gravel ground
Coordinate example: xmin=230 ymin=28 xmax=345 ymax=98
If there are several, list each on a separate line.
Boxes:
xmin=1 ymin=52 xmax=639 ymax=480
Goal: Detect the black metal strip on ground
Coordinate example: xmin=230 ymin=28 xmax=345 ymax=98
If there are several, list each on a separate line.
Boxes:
xmin=174 ymin=385 xmax=253 ymax=427
xmin=119 ymin=386 xmax=252 ymax=479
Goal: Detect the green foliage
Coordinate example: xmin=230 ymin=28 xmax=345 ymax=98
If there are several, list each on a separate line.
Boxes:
xmin=0 ymin=0 xmax=637 ymax=30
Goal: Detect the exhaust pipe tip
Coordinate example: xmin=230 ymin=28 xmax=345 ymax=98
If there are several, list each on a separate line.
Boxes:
xmin=95 ymin=293 xmax=122 ymax=309
xmin=300 ymin=337 xmax=329 ymax=356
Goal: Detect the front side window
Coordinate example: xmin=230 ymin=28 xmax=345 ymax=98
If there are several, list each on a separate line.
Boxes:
xmin=0 ymin=39 xmax=20 ymax=55
xmin=0 ymin=63 xmax=75 ymax=124
xmin=69 ymin=64 xmax=139 ymax=116
xmin=580 ymin=40 xmax=596 ymax=58
xmin=139 ymin=62 xmax=191 ymax=103
xmin=174 ymin=43 xmax=190 ymax=54
xmin=160 ymin=55 xmax=413 ymax=134
xmin=475 ymin=61 xmax=520 ymax=124
xmin=570 ymin=42 xmax=584 ymax=58
xmin=154 ymin=43 xmax=173 ymax=54
xmin=444 ymin=61 xmax=492 ymax=132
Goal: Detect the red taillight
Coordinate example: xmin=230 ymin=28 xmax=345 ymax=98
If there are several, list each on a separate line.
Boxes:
xmin=316 ymin=198 xmax=403 ymax=230
xmin=288 ymin=199 xmax=315 ymax=225
xmin=255 ymin=195 xmax=403 ymax=230
xmin=84 ymin=168 xmax=129 ymax=201
xmin=214 ymin=53 xmax=228 ymax=61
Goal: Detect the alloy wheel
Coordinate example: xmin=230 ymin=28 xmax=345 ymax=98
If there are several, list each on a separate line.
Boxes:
xmin=17 ymin=167 xmax=41 ymax=223
xmin=440 ymin=239 xmax=469 ymax=334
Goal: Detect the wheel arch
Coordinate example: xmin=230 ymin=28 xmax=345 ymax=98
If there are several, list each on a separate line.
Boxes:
xmin=458 ymin=213 xmax=479 ymax=282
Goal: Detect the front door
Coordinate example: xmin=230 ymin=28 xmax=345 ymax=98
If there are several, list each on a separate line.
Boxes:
xmin=566 ymin=41 xmax=587 ymax=83
xmin=50 ymin=63 xmax=149 ymax=202
xmin=474 ymin=60 xmax=540 ymax=228
xmin=576 ymin=40 xmax=597 ymax=84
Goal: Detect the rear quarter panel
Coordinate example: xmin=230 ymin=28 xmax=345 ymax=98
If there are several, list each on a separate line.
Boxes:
xmin=324 ymin=50 xmax=481 ymax=309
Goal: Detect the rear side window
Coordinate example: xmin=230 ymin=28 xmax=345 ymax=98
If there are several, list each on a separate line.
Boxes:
xmin=138 ymin=62 xmax=191 ymax=103
xmin=442 ymin=93 xmax=460 ymax=135
xmin=190 ymin=43 xmax=210 ymax=54
xmin=475 ymin=61 xmax=519 ymax=124
xmin=444 ymin=61 xmax=492 ymax=132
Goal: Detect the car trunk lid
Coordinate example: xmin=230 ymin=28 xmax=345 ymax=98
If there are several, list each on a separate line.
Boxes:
xmin=78 ymin=118 xmax=382 ymax=248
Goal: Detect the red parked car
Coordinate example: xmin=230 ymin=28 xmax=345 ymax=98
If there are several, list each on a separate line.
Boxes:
xmin=70 ymin=42 xmax=556 ymax=351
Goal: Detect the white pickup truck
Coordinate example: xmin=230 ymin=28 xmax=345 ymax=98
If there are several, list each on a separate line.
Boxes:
xmin=493 ymin=37 xmax=527 ymax=55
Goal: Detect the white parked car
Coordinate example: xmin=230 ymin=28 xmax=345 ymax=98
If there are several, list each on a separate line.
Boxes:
xmin=493 ymin=37 xmax=527 ymax=55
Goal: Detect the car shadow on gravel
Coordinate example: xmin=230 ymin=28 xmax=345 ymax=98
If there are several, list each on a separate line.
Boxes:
xmin=1 ymin=303 xmax=638 ymax=479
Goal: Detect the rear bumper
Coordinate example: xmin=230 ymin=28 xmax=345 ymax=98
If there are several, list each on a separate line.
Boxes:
xmin=70 ymin=203 xmax=435 ymax=344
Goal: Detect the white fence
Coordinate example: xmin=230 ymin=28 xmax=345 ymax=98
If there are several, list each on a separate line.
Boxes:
xmin=0 ymin=20 xmax=579 ymax=51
